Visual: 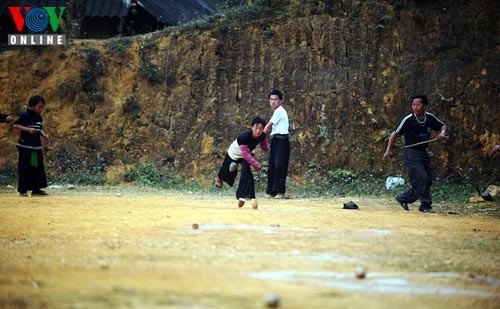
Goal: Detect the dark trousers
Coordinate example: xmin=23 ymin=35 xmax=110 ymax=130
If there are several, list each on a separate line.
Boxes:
xmin=17 ymin=147 xmax=47 ymax=193
xmin=398 ymin=148 xmax=433 ymax=208
xmin=218 ymin=154 xmax=256 ymax=200
xmin=266 ymin=136 xmax=290 ymax=195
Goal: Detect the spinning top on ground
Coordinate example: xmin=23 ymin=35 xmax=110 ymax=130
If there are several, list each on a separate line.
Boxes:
xmin=264 ymin=293 xmax=280 ymax=308
xmin=355 ymin=266 xmax=366 ymax=279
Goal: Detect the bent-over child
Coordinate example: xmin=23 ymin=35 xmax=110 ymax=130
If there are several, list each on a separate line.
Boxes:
xmin=215 ymin=116 xmax=269 ymax=208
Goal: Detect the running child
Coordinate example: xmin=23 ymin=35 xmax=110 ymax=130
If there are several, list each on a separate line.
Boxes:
xmin=383 ymin=94 xmax=447 ymax=213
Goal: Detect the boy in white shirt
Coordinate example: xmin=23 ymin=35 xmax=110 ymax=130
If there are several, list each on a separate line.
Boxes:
xmin=263 ymin=89 xmax=290 ymax=199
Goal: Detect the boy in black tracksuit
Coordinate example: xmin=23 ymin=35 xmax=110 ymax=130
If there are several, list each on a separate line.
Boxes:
xmin=12 ymin=95 xmax=49 ymax=196
xmin=384 ymin=94 xmax=447 ymax=213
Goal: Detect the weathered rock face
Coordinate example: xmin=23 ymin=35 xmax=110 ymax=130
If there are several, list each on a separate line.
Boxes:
xmin=0 ymin=0 xmax=498 ymax=184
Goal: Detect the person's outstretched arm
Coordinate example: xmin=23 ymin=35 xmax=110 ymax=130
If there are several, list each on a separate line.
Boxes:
xmin=383 ymin=131 xmax=398 ymax=161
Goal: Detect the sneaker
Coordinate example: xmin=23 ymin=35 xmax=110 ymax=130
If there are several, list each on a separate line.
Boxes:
xmin=395 ymin=196 xmax=409 ymax=211
xmin=31 ymin=190 xmax=48 ymax=196
xmin=237 ymin=198 xmax=245 ymax=208
xmin=229 ymin=162 xmax=238 ymax=172
xmin=19 ymin=192 xmax=28 ymax=197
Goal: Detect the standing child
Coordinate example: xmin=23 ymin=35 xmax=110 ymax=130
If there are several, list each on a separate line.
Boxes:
xmin=383 ymin=94 xmax=447 ymax=213
xmin=215 ymin=116 xmax=269 ymax=208
xmin=264 ymin=89 xmax=290 ymax=199
xmin=12 ymin=95 xmax=49 ymax=196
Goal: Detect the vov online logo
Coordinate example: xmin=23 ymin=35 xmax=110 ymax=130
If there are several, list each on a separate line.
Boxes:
xmin=7 ymin=6 xmax=67 ymax=46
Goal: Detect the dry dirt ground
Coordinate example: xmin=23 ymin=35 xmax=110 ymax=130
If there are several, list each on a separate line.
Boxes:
xmin=0 ymin=187 xmax=499 ymax=308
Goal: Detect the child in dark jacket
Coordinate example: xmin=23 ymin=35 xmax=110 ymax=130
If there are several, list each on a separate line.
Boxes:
xmin=12 ymin=95 xmax=49 ymax=196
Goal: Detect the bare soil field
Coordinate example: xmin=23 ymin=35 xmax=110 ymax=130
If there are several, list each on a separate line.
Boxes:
xmin=0 ymin=187 xmax=499 ymax=308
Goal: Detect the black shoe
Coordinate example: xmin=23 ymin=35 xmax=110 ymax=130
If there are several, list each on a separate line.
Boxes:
xmin=419 ymin=207 xmax=435 ymax=213
xmin=395 ymin=196 xmax=409 ymax=211
xmin=32 ymin=190 xmax=48 ymax=196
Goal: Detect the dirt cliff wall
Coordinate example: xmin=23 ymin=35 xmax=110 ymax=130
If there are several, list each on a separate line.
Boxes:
xmin=0 ymin=0 xmax=498 ymax=184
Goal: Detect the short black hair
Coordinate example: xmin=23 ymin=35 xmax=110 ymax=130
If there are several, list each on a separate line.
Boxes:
xmin=28 ymin=95 xmax=45 ymax=107
xmin=251 ymin=116 xmax=266 ymax=127
xmin=411 ymin=94 xmax=428 ymax=105
xmin=269 ymin=89 xmax=283 ymax=100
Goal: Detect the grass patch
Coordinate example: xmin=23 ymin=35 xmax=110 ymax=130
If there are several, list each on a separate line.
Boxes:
xmin=48 ymin=171 xmax=105 ymax=186
xmin=123 ymin=162 xmax=201 ymax=190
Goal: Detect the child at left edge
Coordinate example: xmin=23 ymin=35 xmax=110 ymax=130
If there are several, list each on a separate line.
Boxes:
xmin=215 ymin=116 xmax=269 ymax=208
xmin=12 ymin=95 xmax=49 ymax=196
